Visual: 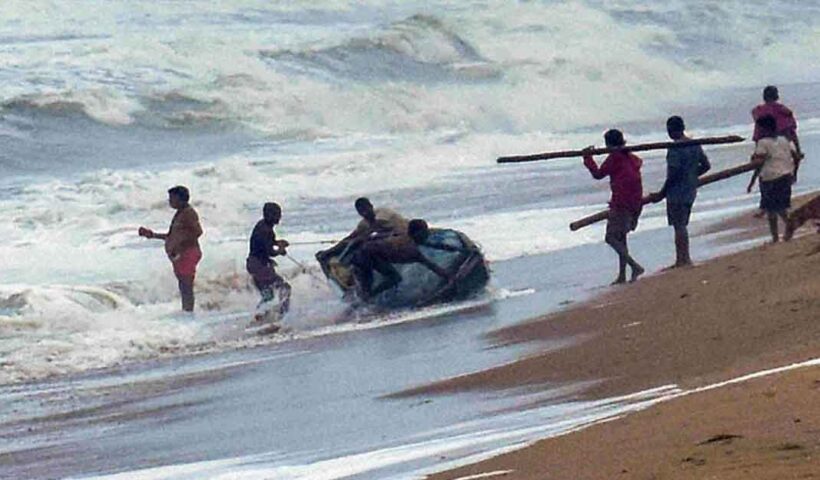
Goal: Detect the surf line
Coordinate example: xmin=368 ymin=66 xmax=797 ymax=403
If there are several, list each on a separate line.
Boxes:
xmin=450 ymin=470 xmax=515 ymax=480
xmin=432 ymin=358 xmax=820 ymax=479
xmin=560 ymin=357 xmax=820 ymax=441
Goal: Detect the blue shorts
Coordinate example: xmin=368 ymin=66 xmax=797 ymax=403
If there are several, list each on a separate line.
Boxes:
xmin=667 ymin=202 xmax=693 ymax=228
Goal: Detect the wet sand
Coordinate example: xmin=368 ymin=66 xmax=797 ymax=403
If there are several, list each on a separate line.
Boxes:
xmin=418 ymin=210 xmax=820 ymax=478
xmin=432 ymin=365 xmax=819 ymax=480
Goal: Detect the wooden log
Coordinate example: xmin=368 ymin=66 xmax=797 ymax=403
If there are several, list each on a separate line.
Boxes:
xmin=497 ymin=135 xmax=745 ymax=164
xmin=569 ymin=162 xmax=759 ymax=231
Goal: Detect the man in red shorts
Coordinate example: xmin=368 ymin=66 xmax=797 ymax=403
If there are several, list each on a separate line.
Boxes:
xmin=139 ymin=185 xmax=204 ymax=312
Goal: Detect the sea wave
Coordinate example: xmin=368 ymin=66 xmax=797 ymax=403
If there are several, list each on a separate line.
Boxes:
xmin=262 ymin=14 xmax=500 ymax=83
xmin=1 ymin=3 xmax=818 ymax=141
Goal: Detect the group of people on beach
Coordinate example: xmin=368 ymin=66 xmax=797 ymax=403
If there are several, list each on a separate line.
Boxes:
xmin=581 ymin=85 xmax=814 ymax=284
xmin=138 ymin=85 xmax=817 ymax=314
xmin=139 ymin=193 xmax=453 ymax=317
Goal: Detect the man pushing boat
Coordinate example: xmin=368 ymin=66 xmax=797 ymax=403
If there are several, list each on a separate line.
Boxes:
xmin=351 ymin=219 xmax=453 ymax=299
xmin=316 ymin=197 xmax=409 ymax=263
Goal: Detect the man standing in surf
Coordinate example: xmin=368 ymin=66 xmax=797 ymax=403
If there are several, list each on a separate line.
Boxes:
xmin=650 ymin=116 xmax=711 ymax=268
xmin=246 ymin=202 xmax=291 ymax=321
xmin=138 ymin=186 xmax=204 ymax=312
xmin=583 ymin=129 xmax=645 ymax=284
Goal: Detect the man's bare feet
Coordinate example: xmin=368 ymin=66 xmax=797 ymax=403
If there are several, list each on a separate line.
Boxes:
xmin=611 ymin=277 xmax=627 ymax=286
xmin=664 ymin=261 xmax=694 ymax=271
xmin=784 ymin=220 xmax=796 ymax=241
xmin=629 ymin=265 xmax=645 ymax=283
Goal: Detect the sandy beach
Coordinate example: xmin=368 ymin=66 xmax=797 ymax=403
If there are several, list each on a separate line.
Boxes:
xmin=420 ymin=206 xmax=820 ymax=479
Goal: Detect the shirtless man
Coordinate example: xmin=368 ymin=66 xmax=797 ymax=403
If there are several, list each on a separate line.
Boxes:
xmin=351 ymin=219 xmax=452 ymax=299
xmin=139 ymin=186 xmax=203 ymax=312
xmin=316 ymin=197 xmax=409 ymax=262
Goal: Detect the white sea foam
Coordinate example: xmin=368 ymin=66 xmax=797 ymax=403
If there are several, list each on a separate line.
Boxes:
xmin=1 ymin=0 xmax=818 ymax=385
xmin=2 ymin=1 xmax=817 ymax=137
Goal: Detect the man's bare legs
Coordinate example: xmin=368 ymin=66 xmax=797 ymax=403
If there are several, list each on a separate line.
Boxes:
xmin=767 ymin=209 xmax=789 ymax=243
xmin=673 ymin=224 xmax=692 ymax=267
xmin=605 ymin=232 xmax=644 ymax=284
xmin=178 ymin=276 xmax=195 ymax=312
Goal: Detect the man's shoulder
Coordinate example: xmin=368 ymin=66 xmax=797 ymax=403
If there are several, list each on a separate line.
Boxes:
xmin=252 ymin=219 xmax=269 ymax=233
xmin=375 ymin=207 xmax=399 ymax=216
xmin=753 ymin=102 xmax=793 ymax=117
xmin=183 ymin=205 xmax=200 ymax=219
xmin=375 ymin=208 xmax=408 ymax=221
xmin=174 ymin=205 xmax=199 ymax=223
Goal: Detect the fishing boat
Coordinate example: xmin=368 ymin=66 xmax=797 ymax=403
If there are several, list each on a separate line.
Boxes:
xmin=317 ymin=228 xmax=490 ymax=308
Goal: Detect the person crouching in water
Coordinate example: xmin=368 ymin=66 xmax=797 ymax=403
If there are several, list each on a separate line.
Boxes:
xmin=748 ymin=115 xmax=800 ymax=243
xmin=139 ymin=185 xmax=203 ymax=312
xmin=246 ymin=202 xmax=292 ymax=321
xmin=583 ymin=129 xmax=645 ymax=284
xmin=352 ymin=219 xmax=453 ymax=299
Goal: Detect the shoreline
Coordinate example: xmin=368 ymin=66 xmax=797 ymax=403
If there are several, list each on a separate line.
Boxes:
xmin=419 ymin=205 xmax=820 ymax=478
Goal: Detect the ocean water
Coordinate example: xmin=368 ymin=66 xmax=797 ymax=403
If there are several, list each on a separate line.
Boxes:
xmin=0 ymin=3 xmax=819 ymax=473
xmin=2 ymin=0 xmax=819 ymax=386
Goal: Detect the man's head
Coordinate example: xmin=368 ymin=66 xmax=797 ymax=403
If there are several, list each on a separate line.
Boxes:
xmin=167 ymin=185 xmax=190 ymax=209
xmin=763 ymin=85 xmax=779 ymax=103
xmin=604 ymin=129 xmax=626 ymax=148
xmin=408 ymin=219 xmax=430 ymax=244
xmin=263 ymin=202 xmax=282 ymax=225
xmin=355 ymin=197 xmax=375 ymax=221
xmin=666 ymin=115 xmax=685 ymax=140
xmin=756 ymin=115 xmax=777 ymax=137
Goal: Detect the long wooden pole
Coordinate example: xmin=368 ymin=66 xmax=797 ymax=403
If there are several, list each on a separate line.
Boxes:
xmin=569 ymin=161 xmax=758 ymax=231
xmin=497 ymin=135 xmax=745 ymax=164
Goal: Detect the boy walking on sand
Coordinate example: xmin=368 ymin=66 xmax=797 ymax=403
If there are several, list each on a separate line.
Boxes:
xmin=748 ymin=115 xmax=801 ymax=243
xmin=651 ymin=116 xmax=711 ymax=268
xmin=583 ymin=129 xmax=645 ymax=284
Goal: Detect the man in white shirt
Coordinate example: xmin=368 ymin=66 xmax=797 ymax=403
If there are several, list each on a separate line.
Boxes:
xmin=749 ymin=115 xmax=801 ymax=242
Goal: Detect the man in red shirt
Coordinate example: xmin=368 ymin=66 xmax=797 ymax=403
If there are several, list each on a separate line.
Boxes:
xmin=752 ymin=86 xmax=804 ymax=163
xmin=583 ymin=129 xmax=645 ymax=284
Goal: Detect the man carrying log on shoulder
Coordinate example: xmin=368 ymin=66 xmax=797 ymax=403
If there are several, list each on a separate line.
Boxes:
xmin=583 ymin=129 xmax=645 ymax=284
xmin=649 ymin=116 xmax=711 ymax=268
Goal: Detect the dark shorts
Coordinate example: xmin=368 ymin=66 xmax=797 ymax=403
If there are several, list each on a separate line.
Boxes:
xmin=246 ymin=256 xmax=286 ymax=291
xmin=606 ymin=208 xmax=640 ymax=237
xmin=760 ymin=175 xmax=792 ymax=213
xmin=667 ymin=202 xmax=693 ymax=228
